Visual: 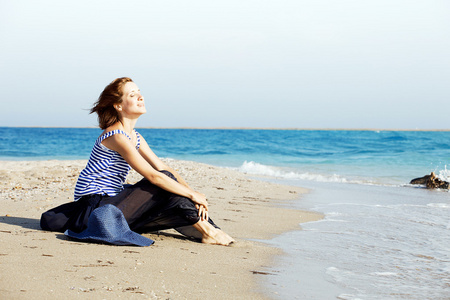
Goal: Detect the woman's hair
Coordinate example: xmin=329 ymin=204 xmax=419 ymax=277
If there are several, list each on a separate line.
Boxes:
xmin=90 ymin=77 xmax=133 ymax=129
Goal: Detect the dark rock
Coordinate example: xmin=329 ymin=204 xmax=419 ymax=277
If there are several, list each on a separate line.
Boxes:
xmin=410 ymin=172 xmax=449 ymax=189
xmin=410 ymin=174 xmax=432 ymax=185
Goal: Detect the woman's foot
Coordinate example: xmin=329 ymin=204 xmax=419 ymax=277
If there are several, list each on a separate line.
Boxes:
xmin=201 ymin=229 xmax=235 ymax=246
xmin=193 ymin=220 xmax=235 ymax=246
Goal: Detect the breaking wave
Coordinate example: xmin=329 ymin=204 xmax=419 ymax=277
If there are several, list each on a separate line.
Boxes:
xmin=437 ymin=165 xmax=450 ymax=182
xmin=236 ymin=161 xmax=352 ymax=183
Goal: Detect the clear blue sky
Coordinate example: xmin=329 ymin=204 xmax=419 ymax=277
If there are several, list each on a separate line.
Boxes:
xmin=1 ymin=0 xmax=449 ymax=129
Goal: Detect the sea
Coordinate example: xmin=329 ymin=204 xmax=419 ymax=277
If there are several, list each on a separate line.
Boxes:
xmin=1 ymin=127 xmax=449 ymax=299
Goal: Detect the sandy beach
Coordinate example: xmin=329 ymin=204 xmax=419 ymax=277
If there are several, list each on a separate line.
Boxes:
xmin=0 ymin=159 xmax=321 ymax=299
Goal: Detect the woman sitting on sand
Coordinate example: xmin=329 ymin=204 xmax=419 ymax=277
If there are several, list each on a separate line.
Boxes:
xmin=41 ymin=77 xmax=233 ymax=246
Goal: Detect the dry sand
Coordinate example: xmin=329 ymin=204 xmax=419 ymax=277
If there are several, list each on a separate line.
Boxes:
xmin=0 ymin=159 xmax=322 ymax=299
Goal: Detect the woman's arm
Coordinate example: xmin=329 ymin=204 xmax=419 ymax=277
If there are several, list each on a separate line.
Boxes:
xmin=137 ymin=136 xmax=191 ymax=188
xmin=102 ymin=134 xmax=208 ymax=209
xmin=137 ymin=136 xmax=208 ymax=220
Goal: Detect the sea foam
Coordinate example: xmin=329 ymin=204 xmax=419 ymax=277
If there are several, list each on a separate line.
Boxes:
xmin=237 ymin=160 xmax=350 ymax=183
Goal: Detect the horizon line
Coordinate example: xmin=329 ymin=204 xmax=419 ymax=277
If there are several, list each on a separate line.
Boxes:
xmin=2 ymin=126 xmax=449 ymax=132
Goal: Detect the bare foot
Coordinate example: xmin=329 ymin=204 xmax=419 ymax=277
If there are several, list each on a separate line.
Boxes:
xmin=193 ymin=221 xmax=235 ymax=246
xmin=202 ymin=229 xmax=235 ymax=246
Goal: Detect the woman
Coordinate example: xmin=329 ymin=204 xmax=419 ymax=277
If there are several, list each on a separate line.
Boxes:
xmin=41 ymin=77 xmax=234 ymax=246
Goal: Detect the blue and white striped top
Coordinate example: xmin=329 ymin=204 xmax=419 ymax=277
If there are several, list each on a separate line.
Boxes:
xmin=74 ymin=130 xmax=141 ymax=201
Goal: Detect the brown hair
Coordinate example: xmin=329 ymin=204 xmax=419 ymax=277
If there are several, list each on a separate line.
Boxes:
xmin=90 ymin=77 xmax=133 ymax=129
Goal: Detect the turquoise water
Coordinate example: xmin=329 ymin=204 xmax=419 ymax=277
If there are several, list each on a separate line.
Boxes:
xmin=2 ymin=127 xmax=450 ymax=185
xmin=1 ymin=127 xmax=449 ymax=299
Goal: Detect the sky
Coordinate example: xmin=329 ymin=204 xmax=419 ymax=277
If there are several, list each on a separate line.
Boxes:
xmin=1 ymin=0 xmax=449 ymax=129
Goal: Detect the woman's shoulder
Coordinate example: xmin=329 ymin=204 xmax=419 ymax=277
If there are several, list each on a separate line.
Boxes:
xmin=98 ymin=127 xmax=131 ymax=141
xmin=98 ymin=126 xmax=140 ymax=152
xmin=100 ymin=131 xmax=131 ymax=147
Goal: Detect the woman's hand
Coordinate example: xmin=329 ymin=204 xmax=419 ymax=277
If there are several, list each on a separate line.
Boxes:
xmin=191 ymin=191 xmax=208 ymax=208
xmin=191 ymin=191 xmax=208 ymax=221
xmin=196 ymin=204 xmax=209 ymax=221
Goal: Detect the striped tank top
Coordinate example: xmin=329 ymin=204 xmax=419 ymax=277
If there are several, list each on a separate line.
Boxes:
xmin=74 ymin=129 xmax=141 ymax=201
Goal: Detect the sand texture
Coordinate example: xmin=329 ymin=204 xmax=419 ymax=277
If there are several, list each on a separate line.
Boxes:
xmin=0 ymin=159 xmax=321 ymax=299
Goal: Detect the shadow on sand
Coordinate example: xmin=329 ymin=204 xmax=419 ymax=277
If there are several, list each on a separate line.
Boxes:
xmin=0 ymin=215 xmax=41 ymax=230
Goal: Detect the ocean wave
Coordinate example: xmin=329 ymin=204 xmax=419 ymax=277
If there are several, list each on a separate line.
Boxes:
xmin=437 ymin=166 xmax=450 ymax=182
xmin=236 ymin=161 xmax=354 ymax=183
xmin=235 ymin=161 xmax=450 ymax=188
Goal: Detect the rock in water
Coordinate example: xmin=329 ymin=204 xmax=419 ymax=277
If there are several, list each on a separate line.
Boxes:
xmin=410 ymin=172 xmax=449 ymax=189
xmin=410 ymin=174 xmax=432 ymax=185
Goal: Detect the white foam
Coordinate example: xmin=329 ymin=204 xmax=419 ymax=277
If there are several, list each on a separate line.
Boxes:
xmin=437 ymin=165 xmax=450 ymax=182
xmin=235 ymin=161 xmax=411 ymax=187
xmin=337 ymin=294 xmax=364 ymax=300
xmin=427 ymin=203 xmax=450 ymax=209
xmin=237 ymin=161 xmax=352 ymax=183
xmin=369 ymin=272 xmax=398 ymax=277
xmin=327 ymin=212 xmax=344 ymax=217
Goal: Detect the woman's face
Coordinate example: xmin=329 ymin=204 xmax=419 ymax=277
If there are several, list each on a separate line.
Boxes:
xmin=116 ymin=81 xmax=146 ymax=117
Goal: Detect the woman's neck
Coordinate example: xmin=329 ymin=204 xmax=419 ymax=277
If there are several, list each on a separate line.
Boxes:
xmin=118 ymin=117 xmax=137 ymax=135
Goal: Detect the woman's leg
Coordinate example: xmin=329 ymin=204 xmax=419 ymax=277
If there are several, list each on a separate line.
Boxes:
xmin=102 ymin=171 xmax=234 ymax=245
xmin=131 ymin=193 xmax=234 ymax=246
xmin=100 ymin=178 xmax=200 ymax=231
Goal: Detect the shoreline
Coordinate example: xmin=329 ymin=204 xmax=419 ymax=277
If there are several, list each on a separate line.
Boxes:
xmin=0 ymin=159 xmax=322 ymax=299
